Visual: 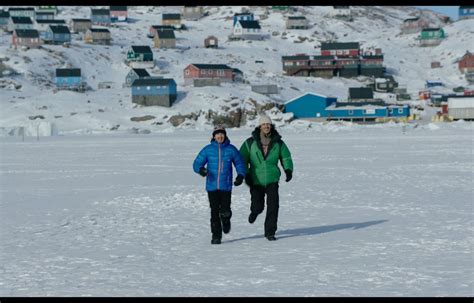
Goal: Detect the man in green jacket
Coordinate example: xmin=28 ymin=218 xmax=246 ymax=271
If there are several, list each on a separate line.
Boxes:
xmin=239 ymin=114 xmax=294 ymax=241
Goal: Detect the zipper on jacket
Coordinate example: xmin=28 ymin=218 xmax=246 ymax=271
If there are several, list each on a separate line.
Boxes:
xmin=217 ymin=143 xmax=221 ymax=190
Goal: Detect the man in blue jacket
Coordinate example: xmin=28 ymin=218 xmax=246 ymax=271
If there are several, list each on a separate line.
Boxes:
xmin=193 ymin=126 xmax=246 ymax=244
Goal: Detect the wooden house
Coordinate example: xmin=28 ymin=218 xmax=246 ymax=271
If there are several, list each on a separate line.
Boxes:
xmin=459 ymin=6 xmax=474 ymax=20
xmin=251 ymin=84 xmax=279 ymax=95
xmin=360 ymin=54 xmax=384 ymax=77
xmin=84 ymin=28 xmax=111 ymax=45
xmin=12 ymin=29 xmax=41 ymax=48
xmin=8 ymin=7 xmax=35 ymax=19
xmin=233 ymin=20 xmax=262 ymax=40
xmin=204 ymin=35 xmax=218 ymax=48
xmin=35 ymin=12 xmax=55 ymax=21
xmin=153 ymin=29 xmax=176 ymax=48
xmin=184 ymin=64 xmax=235 ymax=85
xmin=330 ymin=6 xmax=352 ymax=20
xmin=282 ymin=54 xmax=336 ymax=78
xmin=36 ymin=6 xmax=58 ymax=15
xmin=182 ymin=6 xmax=203 ymax=21
xmin=431 ymin=61 xmax=441 ymax=68
xmin=162 ymin=13 xmax=181 ymax=27
xmin=127 ymin=45 xmax=154 ymax=62
xmin=0 ymin=10 xmax=9 ymax=30
xmin=35 ymin=19 xmax=66 ymax=39
xmin=233 ymin=12 xmax=254 ymax=26
xmin=109 ymin=6 xmax=128 ymax=22
xmin=131 ymin=77 xmax=177 ymax=107
xmin=125 ymin=68 xmax=150 ymax=87
xmin=400 ymin=17 xmax=430 ymax=34
xmin=91 ymin=9 xmax=111 ymax=26
xmin=419 ymin=28 xmax=445 ymax=46
xmin=148 ymin=25 xmax=174 ymax=38
xmin=55 ymin=68 xmax=83 ymax=90
xmin=284 ymin=93 xmax=338 ymax=119
xmin=44 ymin=25 xmax=71 ymax=44
xmin=321 ymin=42 xmax=359 ymax=57
xmin=286 ymin=16 xmax=308 ymax=29
xmin=71 ymin=18 xmax=92 ymax=33
xmin=458 ymin=51 xmax=474 ymax=74
xmin=8 ymin=17 xmax=34 ymax=32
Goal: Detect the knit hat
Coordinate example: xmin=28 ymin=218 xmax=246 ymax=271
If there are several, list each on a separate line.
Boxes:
xmin=258 ymin=114 xmax=272 ymax=126
xmin=212 ymin=125 xmax=227 ymax=137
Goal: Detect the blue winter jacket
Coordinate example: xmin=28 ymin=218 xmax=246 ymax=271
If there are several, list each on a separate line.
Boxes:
xmin=193 ymin=137 xmax=247 ymax=192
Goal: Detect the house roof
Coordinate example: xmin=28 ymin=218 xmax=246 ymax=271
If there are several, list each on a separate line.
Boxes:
xmin=349 ymin=87 xmax=374 ymax=99
xmin=156 ymin=30 xmax=175 ymax=39
xmin=334 ymin=100 xmax=386 ymax=108
xmin=362 ymin=54 xmax=384 ymax=59
xmin=321 ymin=42 xmax=360 ymax=50
xmin=282 ymin=55 xmax=310 ymax=61
xmin=89 ymin=28 xmax=110 ymax=33
xmin=132 ymin=69 xmax=150 ymax=77
xmin=9 ymin=7 xmax=35 ymax=11
xmin=49 ymin=25 xmax=70 ymax=34
xmin=110 ymin=6 xmax=127 ymax=11
xmin=91 ymin=9 xmax=110 ymax=15
xmin=190 ymin=64 xmax=232 ymax=70
xmin=333 ymin=6 xmax=349 ymax=9
xmin=162 ymin=13 xmax=181 ymax=20
xmin=14 ymin=29 xmax=39 ymax=38
xmin=36 ymin=12 xmax=55 ymax=16
xmin=131 ymin=45 xmax=153 ymax=54
xmin=36 ymin=19 xmax=66 ymax=24
xmin=285 ymin=92 xmax=336 ymax=105
xmin=422 ymin=28 xmax=442 ymax=32
xmin=72 ymin=18 xmax=91 ymax=22
xmin=238 ymin=20 xmax=261 ymax=29
xmin=460 ymin=6 xmax=474 ymax=9
xmin=232 ymin=68 xmax=243 ymax=74
xmin=152 ymin=25 xmax=174 ymax=31
xmin=56 ymin=68 xmax=81 ymax=77
xmin=0 ymin=10 xmax=10 ymax=18
xmin=403 ymin=17 xmax=420 ymax=22
xmin=234 ymin=13 xmax=254 ymax=16
xmin=132 ymin=77 xmax=176 ymax=86
xmin=288 ymin=16 xmax=306 ymax=20
xmin=312 ymin=55 xmax=336 ymax=60
xmin=11 ymin=17 xmax=33 ymax=24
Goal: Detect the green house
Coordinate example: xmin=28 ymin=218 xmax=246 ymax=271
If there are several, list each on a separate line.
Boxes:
xmin=272 ymin=6 xmax=290 ymax=11
xmin=37 ymin=6 xmax=58 ymax=15
xmin=419 ymin=28 xmax=445 ymax=46
xmin=127 ymin=45 xmax=153 ymax=62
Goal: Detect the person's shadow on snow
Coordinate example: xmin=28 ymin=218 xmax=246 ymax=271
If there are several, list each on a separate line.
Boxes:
xmin=225 ymin=220 xmax=388 ymax=243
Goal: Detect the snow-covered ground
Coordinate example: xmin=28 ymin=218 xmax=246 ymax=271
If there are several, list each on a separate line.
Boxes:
xmin=1 ymin=122 xmax=472 ymax=296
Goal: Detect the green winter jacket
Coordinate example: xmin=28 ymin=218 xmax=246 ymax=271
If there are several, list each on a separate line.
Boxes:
xmin=239 ymin=127 xmax=293 ymax=187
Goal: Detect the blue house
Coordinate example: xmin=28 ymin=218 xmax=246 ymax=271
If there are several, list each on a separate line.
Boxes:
xmin=0 ymin=10 xmax=10 ymax=29
xmin=284 ymin=93 xmax=337 ymax=119
xmin=131 ymin=77 xmax=177 ymax=107
xmin=233 ymin=12 xmax=254 ymax=26
xmin=91 ymin=9 xmax=111 ymax=26
xmin=55 ymin=68 xmax=83 ymax=90
xmin=459 ymin=6 xmax=474 ymax=20
xmin=284 ymin=92 xmax=409 ymax=121
xmin=425 ymin=80 xmax=443 ymax=88
xmin=45 ymin=25 xmax=71 ymax=44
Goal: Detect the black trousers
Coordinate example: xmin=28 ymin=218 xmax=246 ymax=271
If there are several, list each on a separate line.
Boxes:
xmin=250 ymin=182 xmax=279 ymax=237
xmin=207 ymin=190 xmax=232 ymax=239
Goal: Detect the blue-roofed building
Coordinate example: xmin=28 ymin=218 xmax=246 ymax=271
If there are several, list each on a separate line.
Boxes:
xmin=284 ymin=93 xmax=337 ymax=119
xmin=459 ymin=6 xmax=474 ymax=20
xmin=131 ymin=77 xmax=177 ymax=107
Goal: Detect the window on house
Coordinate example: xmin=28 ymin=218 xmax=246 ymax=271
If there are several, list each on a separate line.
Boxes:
xmin=147 ymin=86 xmax=151 ymax=90
xmin=200 ymin=70 xmax=205 ymax=75
xmin=336 ymin=50 xmax=342 ymax=55
xmin=185 ymin=70 xmax=189 ymax=75
xmin=349 ymin=110 xmax=354 ymax=115
xmin=398 ymin=108 xmax=404 ymax=114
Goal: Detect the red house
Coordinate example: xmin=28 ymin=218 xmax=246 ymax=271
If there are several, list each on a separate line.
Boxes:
xmin=109 ymin=6 xmax=127 ymax=22
xmin=12 ymin=29 xmax=41 ymax=48
xmin=184 ymin=64 xmax=235 ymax=85
xmin=458 ymin=51 xmax=474 ymax=74
xmin=321 ymin=42 xmax=359 ymax=57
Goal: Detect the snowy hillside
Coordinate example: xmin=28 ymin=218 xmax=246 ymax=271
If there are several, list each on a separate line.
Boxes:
xmin=0 ymin=6 xmax=473 ymax=135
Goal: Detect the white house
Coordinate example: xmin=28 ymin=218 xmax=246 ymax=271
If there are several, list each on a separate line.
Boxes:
xmin=233 ymin=20 xmax=262 ymax=40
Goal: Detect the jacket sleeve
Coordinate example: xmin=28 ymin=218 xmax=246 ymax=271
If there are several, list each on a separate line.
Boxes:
xmin=279 ymin=141 xmax=294 ymax=172
xmin=193 ymin=146 xmax=208 ymax=174
xmin=232 ymin=146 xmax=247 ymax=177
xmin=239 ymin=139 xmax=251 ymax=170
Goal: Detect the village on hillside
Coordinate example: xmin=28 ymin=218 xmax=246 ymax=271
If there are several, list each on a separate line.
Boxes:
xmin=0 ymin=6 xmax=473 ymax=132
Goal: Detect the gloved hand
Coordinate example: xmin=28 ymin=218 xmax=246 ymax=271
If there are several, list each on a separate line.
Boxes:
xmin=284 ymin=169 xmax=292 ymax=182
xmin=199 ymin=167 xmax=207 ymax=177
xmin=234 ymin=174 xmax=244 ymax=186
